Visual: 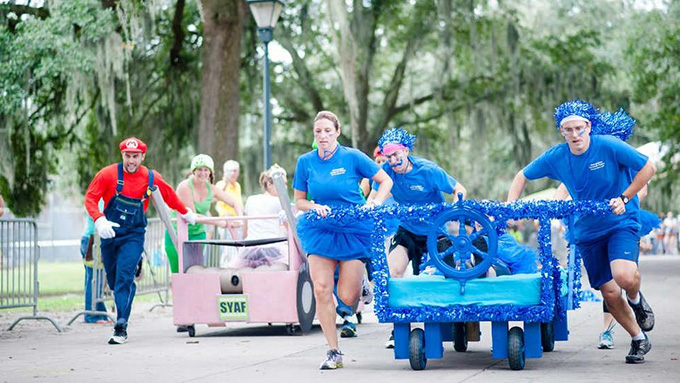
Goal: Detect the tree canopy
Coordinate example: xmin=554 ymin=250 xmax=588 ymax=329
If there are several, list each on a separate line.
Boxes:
xmin=1 ymin=0 xmax=678 ymax=216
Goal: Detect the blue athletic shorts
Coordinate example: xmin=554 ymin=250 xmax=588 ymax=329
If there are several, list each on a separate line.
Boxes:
xmin=576 ymin=228 xmax=639 ymax=289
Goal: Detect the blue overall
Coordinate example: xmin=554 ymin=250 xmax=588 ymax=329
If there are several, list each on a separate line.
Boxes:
xmin=100 ymin=163 xmax=154 ymax=329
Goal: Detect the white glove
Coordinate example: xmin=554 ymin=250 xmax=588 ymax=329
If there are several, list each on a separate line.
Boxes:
xmin=95 ymin=217 xmax=120 ymax=239
xmin=181 ymin=208 xmax=196 ymax=225
xmin=278 ymin=210 xmax=289 ymax=224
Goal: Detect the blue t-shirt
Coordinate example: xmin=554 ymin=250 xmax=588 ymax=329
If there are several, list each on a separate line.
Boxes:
xmin=293 ymin=145 xmax=380 ymax=207
xmin=523 ymin=135 xmax=648 ymax=242
xmin=82 ymin=199 xmax=104 ymax=237
xmin=373 ymin=155 xmax=458 ymax=235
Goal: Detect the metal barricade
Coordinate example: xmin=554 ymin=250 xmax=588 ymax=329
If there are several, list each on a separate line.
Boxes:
xmin=138 ymin=218 xmax=172 ymax=310
xmin=66 ymin=217 xmax=172 ymax=325
xmin=1 ymin=219 xmax=61 ymax=332
xmin=65 ymin=234 xmax=115 ymax=325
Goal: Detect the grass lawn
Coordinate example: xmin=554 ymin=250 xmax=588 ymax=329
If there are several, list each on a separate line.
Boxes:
xmin=1 ymin=293 xmax=165 ymax=315
xmin=38 ymin=261 xmax=86 ymax=295
xmin=1 ymin=261 xmax=168 ymax=314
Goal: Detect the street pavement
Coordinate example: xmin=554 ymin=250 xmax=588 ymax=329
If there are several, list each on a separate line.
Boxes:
xmin=1 ymin=254 xmax=679 ymax=383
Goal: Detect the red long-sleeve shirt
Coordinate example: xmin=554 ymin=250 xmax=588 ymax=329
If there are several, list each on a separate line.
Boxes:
xmin=85 ymin=164 xmax=188 ymax=221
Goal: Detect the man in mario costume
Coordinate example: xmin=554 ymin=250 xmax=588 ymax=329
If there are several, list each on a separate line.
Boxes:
xmin=84 ymin=137 xmax=195 ymax=344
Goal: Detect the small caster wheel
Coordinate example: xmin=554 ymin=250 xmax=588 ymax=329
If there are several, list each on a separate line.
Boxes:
xmin=508 ymin=326 xmax=525 ymax=370
xmin=187 ymin=325 xmax=196 ymax=338
xmin=453 ymin=322 xmax=468 ymax=352
xmin=541 ymin=321 xmax=555 ymax=352
xmin=409 ymin=328 xmax=427 ymax=370
xmin=285 ymin=324 xmax=297 ymax=335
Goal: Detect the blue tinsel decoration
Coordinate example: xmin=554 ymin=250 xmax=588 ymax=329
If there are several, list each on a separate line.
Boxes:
xmin=377 ymin=127 xmax=418 ymax=152
xmin=579 ymin=290 xmax=602 ymax=302
xmin=597 ymin=109 xmax=635 ymax=141
xmin=304 ymin=200 xmax=610 ymax=323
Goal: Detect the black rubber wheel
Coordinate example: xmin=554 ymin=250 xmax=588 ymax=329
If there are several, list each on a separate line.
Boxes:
xmin=356 ymin=312 xmax=363 ymax=324
xmin=541 ymin=322 xmax=555 ymax=352
xmin=453 ymin=322 xmax=468 ymax=352
xmin=285 ymin=324 xmax=297 ymax=335
xmin=409 ymin=328 xmax=427 ymax=370
xmin=187 ymin=325 xmax=196 ymax=338
xmin=296 ymin=263 xmax=316 ymax=334
xmin=508 ymin=326 xmax=525 ymax=370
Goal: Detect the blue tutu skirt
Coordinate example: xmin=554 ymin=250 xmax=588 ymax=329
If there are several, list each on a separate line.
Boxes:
xmin=297 ymin=212 xmax=375 ymax=261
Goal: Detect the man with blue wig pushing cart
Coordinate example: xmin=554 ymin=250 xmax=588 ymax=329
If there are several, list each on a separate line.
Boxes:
xmin=367 ymin=127 xmax=468 ymax=348
xmin=507 ymin=100 xmax=657 ymax=364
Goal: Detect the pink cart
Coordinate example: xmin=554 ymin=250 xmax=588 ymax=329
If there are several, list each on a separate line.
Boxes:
xmin=171 ymin=205 xmax=316 ymax=336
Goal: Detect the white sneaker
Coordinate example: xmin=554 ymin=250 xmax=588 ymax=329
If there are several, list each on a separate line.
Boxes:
xmin=361 ymin=274 xmax=373 ymax=305
xmin=108 ymin=326 xmax=127 ymax=345
xmin=319 ymin=349 xmax=344 ymax=370
xmin=598 ymin=330 xmax=614 ymax=349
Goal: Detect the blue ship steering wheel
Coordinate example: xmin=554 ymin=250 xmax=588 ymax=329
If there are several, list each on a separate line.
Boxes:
xmin=426 ymin=206 xmax=498 ymax=290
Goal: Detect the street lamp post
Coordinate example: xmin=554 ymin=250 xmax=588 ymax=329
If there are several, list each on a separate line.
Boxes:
xmin=246 ymin=0 xmax=284 ymax=171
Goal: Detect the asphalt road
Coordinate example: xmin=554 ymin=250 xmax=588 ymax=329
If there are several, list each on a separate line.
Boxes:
xmin=1 ymin=255 xmax=679 ymax=382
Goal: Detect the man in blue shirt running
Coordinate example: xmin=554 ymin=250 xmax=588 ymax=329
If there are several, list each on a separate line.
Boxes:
xmin=507 ymin=100 xmax=656 ymax=364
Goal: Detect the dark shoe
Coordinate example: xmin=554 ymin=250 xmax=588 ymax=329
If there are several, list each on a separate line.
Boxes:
xmin=135 ymin=258 xmax=144 ymax=279
xmin=340 ymin=320 xmax=357 ymax=338
xmin=361 ymin=274 xmax=373 ymax=305
xmin=108 ymin=325 xmax=128 ymax=345
xmin=628 ymin=292 xmax=655 ymax=332
xmin=177 ymin=325 xmax=189 ymax=333
xmin=625 ymin=335 xmax=651 ymax=364
xmin=385 ymin=331 xmax=394 ymax=349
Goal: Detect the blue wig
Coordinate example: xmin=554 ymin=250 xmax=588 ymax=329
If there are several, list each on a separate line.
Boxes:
xmin=554 ymin=99 xmax=634 ymax=142
xmin=553 ymin=99 xmax=602 ymax=131
xmin=597 ymin=109 xmax=635 ymax=141
xmin=378 ymin=128 xmax=417 ymax=152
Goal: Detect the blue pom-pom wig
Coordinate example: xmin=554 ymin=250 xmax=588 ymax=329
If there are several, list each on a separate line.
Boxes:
xmin=554 ymin=99 xmax=634 ymax=142
xmin=378 ymin=128 xmax=418 ymax=152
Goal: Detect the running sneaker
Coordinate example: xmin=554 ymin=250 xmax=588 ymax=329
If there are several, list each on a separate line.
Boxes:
xmin=361 ymin=274 xmax=374 ymax=305
xmin=625 ymin=334 xmax=652 ymax=364
xmin=598 ymin=330 xmax=614 ymax=349
xmin=319 ymin=349 xmax=344 ymax=370
xmin=108 ymin=325 xmax=127 ymax=345
xmin=385 ymin=331 xmax=394 ymax=349
xmin=340 ymin=320 xmax=357 ymax=338
xmin=628 ymin=292 xmax=655 ymax=332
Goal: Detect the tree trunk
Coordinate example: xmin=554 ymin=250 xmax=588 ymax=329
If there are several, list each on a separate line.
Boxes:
xmin=326 ymin=0 xmax=376 ymax=152
xmin=170 ymin=0 xmax=186 ymax=68
xmin=199 ymin=0 xmax=246 ymax=162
